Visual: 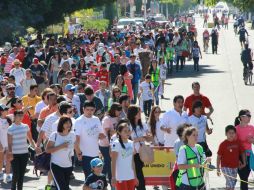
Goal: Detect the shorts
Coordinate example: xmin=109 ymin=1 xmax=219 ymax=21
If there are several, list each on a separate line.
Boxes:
xmin=240 ymin=37 xmax=246 ymax=43
xmin=221 ymin=167 xmax=237 ymax=189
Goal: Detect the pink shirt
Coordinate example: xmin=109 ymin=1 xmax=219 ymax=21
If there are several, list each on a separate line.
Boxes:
xmin=87 ymin=79 xmax=100 ymax=92
xmin=124 ymin=72 xmax=133 ymax=100
xmin=99 ymin=116 xmax=118 ymax=147
xmin=236 ymin=125 xmax=254 ymax=150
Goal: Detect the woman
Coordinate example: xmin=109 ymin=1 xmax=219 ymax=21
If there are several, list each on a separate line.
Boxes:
xmin=9 ymin=98 xmax=31 ymax=130
xmin=49 ymin=52 xmax=61 ymax=84
xmin=57 ymin=61 xmax=70 ymax=84
xmin=46 ymin=116 xmax=76 ymax=190
xmin=176 ymin=127 xmax=210 ymax=190
xmin=99 ymin=103 xmax=122 ymax=188
xmin=114 ymin=75 xmax=128 ymax=95
xmin=191 ymin=41 xmax=202 ymax=72
xmin=175 ymin=40 xmax=184 ymax=72
xmin=21 ymin=69 xmax=37 ymax=96
xmin=78 ymin=57 xmax=87 ymax=75
xmin=111 ymin=122 xmax=138 ymax=190
xmin=119 ymin=64 xmax=133 ymax=101
xmin=148 ymin=59 xmax=160 ymax=105
xmin=7 ymin=110 xmax=36 ymax=190
xmin=148 ymin=106 xmax=164 ymax=146
xmin=108 ymin=86 xmax=122 ymax=108
xmin=127 ymin=105 xmax=151 ymax=190
xmin=234 ymin=109 xmax=254 ymax=190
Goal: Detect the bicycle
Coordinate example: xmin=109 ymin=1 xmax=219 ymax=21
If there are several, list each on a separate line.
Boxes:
xmin=243 ymin=66 xmax=253 ymax=85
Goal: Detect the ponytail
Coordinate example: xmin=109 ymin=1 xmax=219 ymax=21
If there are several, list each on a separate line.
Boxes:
xmin=234 ymin=116 xmax=240 ymax=126
xmin=118 ymin=134 xmax=125 ymax=149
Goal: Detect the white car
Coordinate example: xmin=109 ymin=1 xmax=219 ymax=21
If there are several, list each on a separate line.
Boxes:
xmin=117 ymin=18 xmax=136 ymax=30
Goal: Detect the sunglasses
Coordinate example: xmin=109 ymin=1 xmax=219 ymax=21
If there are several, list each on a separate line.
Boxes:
xmin=7 ymin=88 xmax=15 ymax=91
xmin=1 ymin=83 xmax=7 ymax=86
xmin=242 ymin=114 xmax=252 ymax=118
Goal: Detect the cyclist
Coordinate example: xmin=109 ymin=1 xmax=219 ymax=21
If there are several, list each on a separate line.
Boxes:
xmin=241 ymin=43 xmax=253 ymax=84
xmin=203 ymin=29 xmax=210 ymax=52
xmin=238 ymin=25 xmax=249 ymax=49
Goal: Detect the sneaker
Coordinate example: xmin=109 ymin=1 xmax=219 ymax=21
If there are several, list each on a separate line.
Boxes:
xmin=0 ymin=172 xmax=3 ymax=181
xmin=5 ymin=174 xmax=12 ymax=183
xmin=161 ymin=95 xmax=164 ymax=99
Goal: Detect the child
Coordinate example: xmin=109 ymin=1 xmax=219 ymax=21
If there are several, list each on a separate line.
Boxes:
xmin=158 ymin=57 xmax=167 ymax=99
xmin=83 ymin=158 xmax=108 ymax=190
xmin=139 ymin=74 xmax=154 ymax=118
xmin=217 ymin=125 xmax=246 ymax=190
xmin=0 ymin=104 xmax=12 ymax=183
xmin=165 ymin=43 xmax=175 ymax=74
xmin=111 ymin=122 xmax=138 ymax=190
xmin=191 ymin=41 xmax=202 ymax=72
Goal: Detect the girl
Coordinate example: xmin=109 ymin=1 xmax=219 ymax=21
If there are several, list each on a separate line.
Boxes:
xmin=158 ymin=57 xmax=167 ymax=99
xmin=46 ymin=116 xmax=76 ymax=190
xmin=99 ymin=103 xmax=122 ymax=187
xmin=148 ymin=106 xmax=164 ymax=146
xmin=139 ymin=74 xmax=154 ymax=118
xmin=7 ymin=110 xmax=36 ymax=190
xmin=148 ymin=59 xmax=160 ymax=105
xmin=114 ymin=75 xmax=128 ymax=96
xmin=119 ymin=65 xmax=133 ymax=101
xmin=0 ymin=105 xmax=12 ymax=183
xmin=21 ymin=69 xmax=37 ymax=96
xmin=191 ymin=41 xmax=202 ymax=72
xmin=108 ymin=86 xmax=122 ymax=108
xmin=111 ymin=122 xmax=138 ymax=190
xmin=176 ymin=127 xmax=210 ymax=190
xmin=234 ymin=109 xmax=254 ymax=190
xmin=127 ymin=105 xmax=151 ymax=190
xmin=49 ymin=52 xmax=61 ymax=84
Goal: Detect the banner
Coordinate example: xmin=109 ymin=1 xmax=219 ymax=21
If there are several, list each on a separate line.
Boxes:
xmin=143 ymin=147 xmax=176 ymax=186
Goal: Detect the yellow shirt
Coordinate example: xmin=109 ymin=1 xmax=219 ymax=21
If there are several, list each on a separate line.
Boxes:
xmin=22 ymin=95 xmax=41 ymax=116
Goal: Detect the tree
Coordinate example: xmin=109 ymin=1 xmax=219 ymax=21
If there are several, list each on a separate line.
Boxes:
xmin=0 ymin=0 xmax=114 ymax=44
xmin=225 ymin=0 xmax=254 ymax=11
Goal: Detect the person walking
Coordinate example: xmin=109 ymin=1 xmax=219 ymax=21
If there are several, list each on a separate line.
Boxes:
xmin=191 ymin=41 xmax=202 ymax=72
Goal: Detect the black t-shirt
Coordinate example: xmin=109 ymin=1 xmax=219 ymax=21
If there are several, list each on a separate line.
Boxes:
xmin=85 ymin=173 xmax=108 ymax=190
xmin=29 ymin=64 xmax=45 ymax=84
xmin=109 ymin=63 xmax=120 ymax=84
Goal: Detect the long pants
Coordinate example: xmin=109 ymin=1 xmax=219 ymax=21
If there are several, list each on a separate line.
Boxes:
xmin=143 ymin=100 xmax=152 ymax=117
xmin=176 ymin=56 xmax=184 ymax=71
xmin=167 ymin=60 xmax=173 ymax=74
xmin=134 ymin=154 xmax=146 ymax=190
xmin=99 ymin=146 xmax=112 ymax=184
xmin=82 ymin=156 xmax=98 ymax=179
xmin=51 ymin=163 xmax=72 ymax=190
xmin=193 ymin=57 xmax=200 ymax=71
xmin=212 ymin=42 xmax=217 ymax=54
xmin=132 ymin=83 xmax=139 ymax=104
xmin=116 ymin=179 xmax=136 ymax=190
xmin=11 ymin=153 xmax=28 ymax=190
xmin=238 ymin=156 xmax=250 ymax=190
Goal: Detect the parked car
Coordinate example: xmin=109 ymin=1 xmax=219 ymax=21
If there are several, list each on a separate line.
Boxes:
xmin=116 ymin=18 xmax=136 ymax=30
xmin=147 ymin=14 xmax=168 ymax=29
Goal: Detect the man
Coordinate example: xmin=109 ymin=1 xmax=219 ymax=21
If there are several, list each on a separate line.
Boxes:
xmin=34 ymin=88 xmax=53 ymax=119
xmin=161 ymin=95 xmax=189 ymax=147
xmin=109 ymin=55 xmax=120 ymax=85
xmin=64 ymin=84 xmax=81 ymax=117
xmin=7 ymin=75 xmax=23 ymax=97
xmin=60 ymin=51 xmax=73 ymax=67
xmin=119 ymin=94 xmax=130 ymax=119
xmin=74 ymin=101 xmax=105 ymax=178
xmin=126 ymin=54 xmax=142 ymax=104
xmin=238 ymin=26 xmax=249 ymax=48
xmin=184 ymin=82 xmax=214 ymax=118
xmin=9 ymin=59 xmax=26 ymax=85
xmin=241 ymin=43 xmax=253 ymax=84
xmin=0 ymin=83 xmax=16 ymax=107
xmin=29 ymin=58 xmax=47 ymax=94
xmin=211 ymin=29 xmax=218 ymax=54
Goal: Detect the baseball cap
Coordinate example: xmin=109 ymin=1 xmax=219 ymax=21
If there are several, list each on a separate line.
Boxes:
xmin=90 ymin=158 xmax=103 ymax=168
xmin=33 ymin=58 xmax=39 ymax=64
xmin=6 ymin=83 xmax=15 ymax=89
xmin=64 ymin=84 xmax=76 ymax=91
xmin=0 ymin=104 xmax=8 ymax=111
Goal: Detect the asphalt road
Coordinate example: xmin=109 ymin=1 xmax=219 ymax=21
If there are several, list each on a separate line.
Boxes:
xmin=2 ymin=14 xmax=254 ymax=190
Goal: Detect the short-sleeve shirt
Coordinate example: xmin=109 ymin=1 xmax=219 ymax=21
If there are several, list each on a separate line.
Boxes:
xmin=7 ymin=123 xmax=29 ymax=154
xmin=85 ymin=173 xmax=108 ymax=190
xmin=184 ymin=94 xmax=212 ymax=116
xmin=41 ymin=112 xmax=60 ymax=138
xmin=22 ymin=95 xmax=41 ymax=116
xmin=236 ymin=125 xmax=254 ymax=151
xmin=38 ymin=105 xmax=58 ymax=120
xmin=130 ymin=124 xmax=148 ymax=152
xmin=109 ymin=63 xmax=120 ymax=84
xmin=140 ymin=81 xmax=154 ymax=101
xmin=29 ymin=64 xmax=45 ymax=84
xmin=217 ymin=139 xmax=243 ymax=168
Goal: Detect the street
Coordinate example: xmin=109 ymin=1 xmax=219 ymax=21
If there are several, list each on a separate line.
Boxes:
xmin=1 ymin=14 xmax=254 ymax=190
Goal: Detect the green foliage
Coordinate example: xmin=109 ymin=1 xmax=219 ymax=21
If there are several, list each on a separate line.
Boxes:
xmin=226 ymin=0 xmax=254 ymax=11
xmin=80 ymin=19 xmax=109 ymax=32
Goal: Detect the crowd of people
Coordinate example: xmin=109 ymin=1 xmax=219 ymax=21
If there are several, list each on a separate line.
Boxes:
xmin=0 ymin=10 xmax=252 ymax=190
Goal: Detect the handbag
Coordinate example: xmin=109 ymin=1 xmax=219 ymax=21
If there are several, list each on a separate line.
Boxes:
xmin=34 ymin=152 xmax=51 ymax=176
xmin=182 ymin=51 xmax=189 ymax=57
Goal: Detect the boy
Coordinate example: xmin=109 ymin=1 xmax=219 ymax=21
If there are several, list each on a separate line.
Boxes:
xmin=217 ymin=125 xmax=246 ymax=190
xmin=83 ymin=158 xmax=108 ymax=190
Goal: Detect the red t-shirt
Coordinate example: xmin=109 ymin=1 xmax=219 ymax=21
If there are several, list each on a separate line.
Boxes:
xmin=184 ymin=94 xmax=212 ymax=116
xmin=96 ymin=70 xmax=109 ymax=85
xmin=217 ymin=139 xmax=244 ymax=168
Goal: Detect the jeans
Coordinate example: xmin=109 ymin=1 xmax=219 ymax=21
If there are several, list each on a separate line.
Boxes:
xmin=193 ymin=57 xmax=200 ymax=71
xmin=51 ymin=163 xmax=72 ymax=190
xmin=143 ymin=100 xmax=153 ymax=117
xmin=176 ymin=56 xmax=184 ymax=71
xmin=11 ymin=153 xmax=29 ymax=190
xmin=99 ymin=146 xmax=112 ymax=184
xmin=134 ymin=154 xmax=146 ymax=190
xmin=238 ymin=156 xmax=250 ymax=190
xmin=82 ymin=156 xmax=98 ymax=179
xmin=167 ymin=60 xmax=173 ymax=74
xmin=132 ymin=83 xmax=139 ymax=104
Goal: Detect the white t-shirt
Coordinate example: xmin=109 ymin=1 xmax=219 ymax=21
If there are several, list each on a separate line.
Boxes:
xmin=41 ymin=112 xmax=60 ymax=138
xmin=21 ymin=78 xmax=37 ymax=96
xmin=0 ymin=118 xmax=9 ymax=148
xmin=111 ymin=139 xmax=135 ymax=181
xmin=177 ymin=145 xmax=205 ymax=185
xmin=148 ymin=120 xmax=164 ymax=145
xmin=161 ymin=109 xmax=189 ymax=147
xmin=35 ymin=101 xmax=47 ymax=115
xmin=140 ymin=81 xmax=154 ymax=101
xmin=74 ymin=115 xmax=103 ymax=157
xmin=68 ymin=25 xmax=75 ymax=35
xmin=9 ymin=68 xmax=26 ymax=85
xmin=188 ymin=115 xmax=207 ymax=143
xmin=159 ymin=64 xmax=167 ymax=80
xmin=84 ymin=55 xmax=95 ymax=63
xmin=60 ymin=58 xmax=73 ymax=67
xmin=49 ymin=132 xmax=76 ymax=168
xmin=130 ymin=124 xmax=148 ymax=152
